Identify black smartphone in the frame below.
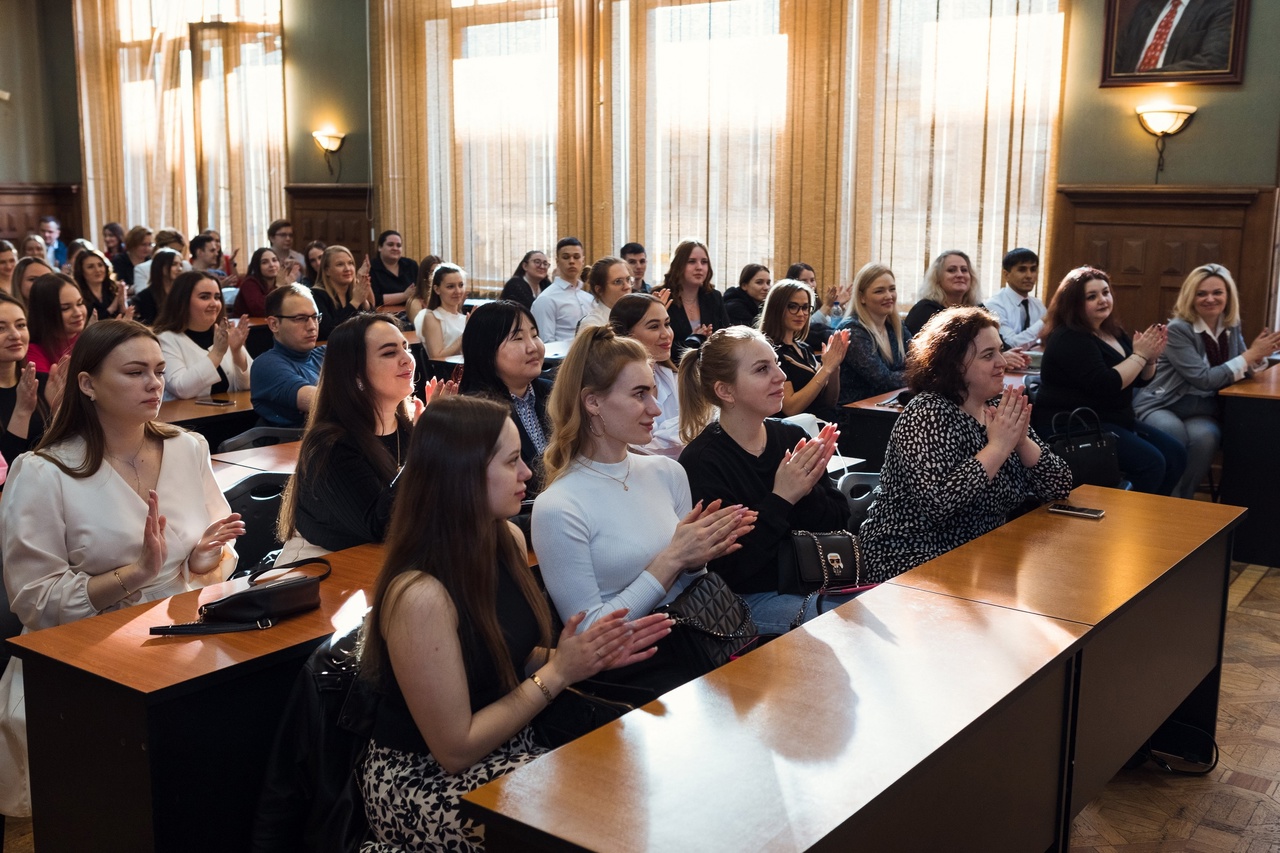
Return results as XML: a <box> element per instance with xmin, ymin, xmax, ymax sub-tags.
<box><xmin>195</xmin><ymin>398</ymin><xmax>235</xmax><ymax>407</ymax></box>
<box><xmin>1047</xmin><ymin>503</ymin><xmax>1105</xmax><ymax>520</ymax></box>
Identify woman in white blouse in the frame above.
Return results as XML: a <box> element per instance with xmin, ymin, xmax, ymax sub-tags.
<box><xmin>154</xmin><ymin>271</ymin><xmax>252</xmax><ymax>400</ymax></box>
<box><xmin>580</xmin><ymin>256</ymin><xmax>634</xmax><ymax>330</ymax></box>
<box><xmin>0</xmin><ymin>319</ymin><xmax>244</xmax><ymax>817</ymax></box>
<box><xmin>609</xmin><ymin>293</ymin><xmax>682</xmax><ymax>454</ymax></box>
<box><xmin>415</xmin><ymin>262</ymin><xmax>468</xmax><ymax>360</ymax></box>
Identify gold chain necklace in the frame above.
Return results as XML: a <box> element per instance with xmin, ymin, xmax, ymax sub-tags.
<box><xmin>578</xmin><ymin>456</ymin><xmax>632</xmax><ymax>491</ymax></box>
<box><xmin>107</xmin><ymin>433</ymin><xmax>149</xmax><ymax>496</ymax></box>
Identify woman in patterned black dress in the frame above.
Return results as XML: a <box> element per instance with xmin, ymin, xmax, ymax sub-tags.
<box><xmin>859</xmin><ymin>307</ymin><xmax>1072</xmax><ymax>582</ymax></box>
<box><xmin>358</xmin><ymin>396</ymin><xmax>672</xmax><ymax>851</ymax></box>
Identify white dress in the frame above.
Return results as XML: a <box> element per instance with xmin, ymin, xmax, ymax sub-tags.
<box><xmin>0</xmin><ymin>432</ymin><xmax>236</xmax><ymax>816</ymax></box>
<box><xmin>157</xmin><ymin>329</ymin><xmax>253</xmax><ymax>401</ymax></box>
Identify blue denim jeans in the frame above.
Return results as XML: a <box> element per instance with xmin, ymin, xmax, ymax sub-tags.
<box><xmin>742</xmin><ymin>589</ymin><xmax>864</xmax><ymax>636</ymax></box>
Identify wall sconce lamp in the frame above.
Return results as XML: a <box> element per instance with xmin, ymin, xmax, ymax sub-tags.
<box><xmin>1135</xmin><ymin>104</ymin><xmax>1196</xmax><ymax>184</ymax></box>
<box><xmin>311</xmin><ymin>128</ymin><xmax>346</xmax><ymax>177</ymax></box>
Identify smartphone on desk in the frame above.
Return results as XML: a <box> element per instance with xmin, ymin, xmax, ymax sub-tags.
<box><xmin>1047</xmin><ymin>503</ymin><xmax>1105</xmax><ymax>520</ymax></box>
<box><xmin>195</xmin><ymin>397</ymin><xmax>235</xmax><ymax>407</ymax></box>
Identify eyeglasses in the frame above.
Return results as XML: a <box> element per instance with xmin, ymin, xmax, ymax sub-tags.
<box><xmin>531</xmin><ymin>259</ymin><xmax>550</xmax><ymax>267</ymax></box>
<box><xmin>785</xmin><ymin>302</ymin><xmax>813</xmax><ymax>315</ymax></box>
<box><xmin>610</xmin><ymin>276</ymin><xmax>634</xmax><ymax>288</ymax></box>
<box><xmin>274</xmin><ymin>313</ymin><xmax>322</xmax><ymax>325</ymax></box>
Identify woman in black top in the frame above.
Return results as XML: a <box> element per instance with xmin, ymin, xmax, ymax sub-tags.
<box><xmin>501</xmin><ymin>250</ymin><xmax>550</xmax><ymax>310</ymax></box>
<box><xmin>0</xmin><ymin>294</ymin><xmax>63</xmax><ymax>468</ymax></box>
<box><xmin>656</xmin><ymin>239</ymin><xmax>730</xmax><ymax>359</ymax></box>
<box><xmin>905</xmin><ymin>250</ymin><xmax>979</xmax><ymax>334</ymax></box>
<box><xmin>677</xmin><ymin>326</ymin><xmax>859</xmax><ymax>635</ymax></box>
<box><xmin>759</xmin><ymin>279</ymin><xmax>847</xmax><ymax>421</ymax></box>
<box><xmin>298</xmin><ymin>240</ymin><xmax>327</xmax><ymax>288</ymax></box>
<box><xmin>368</xmin><ymin>230</ymin><xmax>418</xmax><ymax>307</ymax></box>
<box><xmin>1033</xmin><ymin>266</ymin><xmax>1185</xmax><ymax>495</ymax></box>
<box><xmin>132</xmin><ymin>249</ymin><xmax>180</xmax><ymax>326</ymax></box>
<box><xmin>311</xmin><ymin>245</ymin><xmax>374</xmax><ymax>341</ymax></box>
<box><xmin>358</xmin><ymin>396</ymin><xmax>669</xmax><ymax>849</ymax></box>
<box><xmin>459</xmin><ymin>301</ymin><xmax>552</xmax><ymax>495</ymax></box>
<box><xmin>723</xmin><ymin>263</ymin><xmax>771</xmax><ymax>327</ymax></box>
<box><xmin>275</xmin><ymin>313</ymin><xmax>421</xmax><ymax>559</ymax></box>
<box><xmin>73</xmin><ymin>249</ymin><xmax>128</xmax><ymax>321</ymax></box>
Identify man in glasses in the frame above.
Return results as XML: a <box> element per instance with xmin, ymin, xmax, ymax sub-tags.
<box><xmin>252</xmin><ymin>284</ymin><xmax>326</xmax><ymax>427</ymax></box>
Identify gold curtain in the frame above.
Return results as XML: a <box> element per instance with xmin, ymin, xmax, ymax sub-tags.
<box><xmin>72</xmin><ymin>0</ymin><xmax>285</xmax><ymax>261</ymax></box>
<box><xmin>866</xmin><ymin>0</ymin><xmax>1065</xmax><ymax>302</ymax></box>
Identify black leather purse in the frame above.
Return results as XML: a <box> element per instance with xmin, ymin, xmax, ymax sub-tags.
<box><xmin>150</xmin><ymin>558</ymin><xmax>332</xmax><ymax>635</ymax></box>
<box><xmin>1048</xmin><ymin>408</ymin><xmax>1121</xmax><ymax>488</ymax></box>
<box><xmin>652</xmin><ymin>572</ymin><xmax>757</xmax><ymax>675</ymax></box>
<box><xmin>778</xmin><ymin>530</ymin><xmax>875</xmax><ymax>629</ymax></box>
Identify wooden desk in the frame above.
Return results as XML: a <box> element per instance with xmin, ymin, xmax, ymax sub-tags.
<box><xmin>888</xmin><ymin>485</ymin><xmax>1244</xmax><ymax>815</ymax></box>
<box><xmin>464</xmin><ymin>583</ymin><xmax>1087</xmax><ymax>852</ymax></box>
<box><xmin>210</xmin><ymin>459</ymin><xmax>264</xmax><ymax>490</ymax></box>
<box><xmin>211</xmin><ymin>440</ymin><xmax>300</xmax><ymax>474</ymax></box>
<box><xmin>6</xmin><ymin>543</ymin><xmax>383</xmax><ymax>853</ymax></box>
<box><xmin>840</xmin><ymin>375</ymin><xmax>1029</xmax><ymax>470</ymax></box>
<box><xmin>1218</xmin><ymin>368</ymin><xmax>1280</xmax><ymax>565</ymax></box>
<box><xmin>158</xmin><ymin>389</ymin><xmax>260</xmax><ymax>450</ymax></box>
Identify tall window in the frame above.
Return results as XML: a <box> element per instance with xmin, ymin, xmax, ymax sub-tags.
<box><xmin>869</xmin><ymin>1</ymin><xmax>1063</xmax><ymax>301</ymax></box>
<box><xmin>75</xmin><ymin>0</ymin><xmax>285</xmax><ymax>258</ymax></box>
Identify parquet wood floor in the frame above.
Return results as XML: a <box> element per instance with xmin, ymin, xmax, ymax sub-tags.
<box><xmin>5</xmin><ymin>564</ymin><xmax>1277</xmax><ymax>853</ymax></box>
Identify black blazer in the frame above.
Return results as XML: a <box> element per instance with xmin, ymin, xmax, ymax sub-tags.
<box><xmin>1114</xmin><ymin>0</ymin><xmax>1234</xmax><ymax>74</ymax></box>
<box><xmin>664</xmin><ymin>288</ymin><xmax>732</xmax><ymax>360</ymax></box>
<box><xmin>500</xmin><ymin>276</ymin><xmax>539</xmax><ymax>310</ymax></box>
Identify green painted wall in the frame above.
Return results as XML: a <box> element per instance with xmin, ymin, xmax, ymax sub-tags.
<box><xmin>1058</xmin><ymin>0</ymin><xmax>1280</xmax><ymax>186</ymax></box>
<box><xmin>0</xmin><ymin>0</ymin><xmax>81</xmax><ymax>183</ymax></box>
<box><xmin>282</xmin><ymin>0</ymin><xmax>371</xmax><ymax>185</ymax></box>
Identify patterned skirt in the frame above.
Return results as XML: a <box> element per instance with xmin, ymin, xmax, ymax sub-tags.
<box><xmin>359</xmin><ymin>727</ymin><xmax>546</xmax><ymax>852</ymax></box>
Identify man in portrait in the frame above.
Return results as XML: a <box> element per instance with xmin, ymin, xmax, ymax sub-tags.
<box><xmin>1113</xmin><ymin>0</ymin><xmax>1236</xmax><ymax>74</ymax></box>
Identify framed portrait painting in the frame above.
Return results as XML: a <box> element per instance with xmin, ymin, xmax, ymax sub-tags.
<box><xmin>1101</xmin><ymin>0</ymin><xmax>1249</xmax><ymax>86</ymax></box>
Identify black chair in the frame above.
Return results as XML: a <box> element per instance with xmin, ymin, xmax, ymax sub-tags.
<box><xmin>222</xmin><ymin>471</ymin><xmax>290</xmax><ymax>574</ymax></box>
<box><xmin>218</xmin><ymin>426</ymin><xmax>303</xmax><ymax>454</ymax></box>
<box><xmin>836</xmin><ymin>471</ymin><xmax>880</xmax><ymax>529</ymax></box>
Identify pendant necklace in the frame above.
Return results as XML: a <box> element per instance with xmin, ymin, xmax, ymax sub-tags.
<box><xmin>579</xmin><ymin>456</ymin><xmax>632</xmax><ymax>491</ymax></box>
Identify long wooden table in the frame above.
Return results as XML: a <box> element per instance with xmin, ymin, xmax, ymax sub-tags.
<box><xmin>888</xmin><ymin>485</ymin><xmax>1244</xmax><ymax>815</ymax></box>
<box><xmin>211</xmin><ymin>439</ymin><xmax>301</xmax><ymax>474</ymax></box>
<box><xmin>1217</xmin><ymin>367</ymin><xmax>1280</xmax><ymax>566</ymax></box>
<box><xmin>463</xmin><ymin>486</ymin><xmax>1243</xmax><ymax>850</ymax></box>
<box><xmin>468</xmin><ymin>583</ymin><xmax>1086</xmax><ymax>852</ymax></box>
<box><xmin>6</xmin><ymin>544</ymin><xmax>383</xmax><ymax>852</ymax></box>
<box><xmin>158</xmin><ymin>389</ymin><xmax>259</xmax><ymax>450</ymax></box>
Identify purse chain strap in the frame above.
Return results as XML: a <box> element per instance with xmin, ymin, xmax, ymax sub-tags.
<box><xmin>791</xmin><ymin>529</ymin><xmax>864</xmax><ymax>630</ymax></box>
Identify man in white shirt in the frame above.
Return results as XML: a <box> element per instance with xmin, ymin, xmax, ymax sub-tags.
<box><xmin>531</xmin><ymin>237</ymin><xmax>593</xmax><ymax>342</ymax></box>
<box><xmin>984</xmin><ymin>248</ymin><xmax>1046</xmax><ymax>349</ymax></box>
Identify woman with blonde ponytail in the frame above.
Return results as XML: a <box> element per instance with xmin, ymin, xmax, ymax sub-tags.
<box><xmin>533</xmin><ymin>324</ymin><xmax>755</xmax><ymax>695</ymax></box>
<box><xmin>678</xmin><ymin>327</ymin><xmax>860</xmax><ymax>634</ymax></box>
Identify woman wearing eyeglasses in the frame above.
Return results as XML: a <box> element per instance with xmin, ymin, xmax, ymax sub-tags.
<box><xmin>501</xmin><ymin>251</ymin><xmax>550</xmax><ymax>310</ymax></box>
<box><xmin>580</xmin><ymin>256</ymin><xmax>634</xmax><ymax>330</ymax></box>
<box><xmin>1133</xmin><ymin>264</ymin><xmax>1280</xmax><ymax>499</ymax></box>
<box><xmin>758</xmin><ymin>280</ymin><xmax>848</xmax><ymax>421</ymax></box>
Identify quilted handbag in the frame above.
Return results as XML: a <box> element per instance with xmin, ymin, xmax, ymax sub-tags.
<box><xmin>653</xmin><ymin>572</ymin><xmax>757</xmax><ymax>675</ymax></box>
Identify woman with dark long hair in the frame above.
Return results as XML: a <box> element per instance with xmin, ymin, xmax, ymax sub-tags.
<box><xmin>233</xmin><ymin>247</ymin><xmax>299</xmax><ymax>317</ymax></box>
<box><xmin>609</xmin><ymin>293</ymin><xmax>682</xmax><ymax>452</ymax></box>
<box><xmin>459</xmin><ymin>300</ymin><xmax>551</xmax><ymax>493</ymax></box>
<box><xmin>0</xmin><ymin>319</ymin><xmax>242</xmax><ymax>817</ymax></box>
<box><xmin>275</xmin><ymin>313</ymin><xmax>421</xmax><ymax>561</ymax></box>
<box><xmin>0</xmin><ymin>293</ymin><xmax>65</xmax><ymax>464</ymax></box>
<box><xmin>358</xmin><ymin>395</ymin><xmax>670</xmax><ymax>850</ymax></box>
<box><xmin>657</xmin><ymin>239</ymin><xmax>730</xmax><ymax>359</ymax></box>
<box><xmin>132</xmin><ymin>249</ymin><xmax>181</xmax><ymax>326</ymax></box>
<box><xmin>501</xmin><ymin>250</ymin><xmax>550</xmax><ymax>309</ymax></box>
<box><xmin>73</xmin><ymin>248</ymin><xmax>128</xmax><ymax>321</ymax></box>
<box><xmin>153</xmin><ymin>272</ymin><xmax>251</xmax><ymax>400</ymax></box>
<box><xmin>26</xmin><ymin>273</ymin><xmax>87</xmax><ymax>372</ymax></box>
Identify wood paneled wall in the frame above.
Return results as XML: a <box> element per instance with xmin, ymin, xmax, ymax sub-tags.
<box><xmin>285</xmin><ymin>184</ymin><xmax>375</xmax><ymax>259</ymax></box>
<box><xmin>1048</xmin><ymin>186</ymin><xmax>1279</xmax><ymax>338</ymax></box>
<box><xmin>0</xmin><ymin>184</ymin><xmax>84</xmax><ymax>245</ymax></box>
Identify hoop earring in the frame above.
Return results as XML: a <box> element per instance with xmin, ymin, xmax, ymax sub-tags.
<box><xmin>587</xmin><ymin>413</ymin><xmax>605</xmax><ymax>438</ymax></box>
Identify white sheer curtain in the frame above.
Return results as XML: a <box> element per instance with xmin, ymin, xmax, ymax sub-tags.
<box><xmin>869</xmin><ymin>1</ymin><xmax>1064</xmax><ymax>301</ymax></box>
<box><xmin>74</xmin><ymin>0</ymin><xmax>285</xmax><ymax>259</ymax></box>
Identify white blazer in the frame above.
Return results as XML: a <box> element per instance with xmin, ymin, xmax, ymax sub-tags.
<box><xmin>158</xmin><ymin>329</ymin><xmax>253</xmax><ymax>400</ymax></box>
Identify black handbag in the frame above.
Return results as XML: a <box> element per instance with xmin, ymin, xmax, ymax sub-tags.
<box><xmin>652</xmin><ymin>572</ymin><xmax>757</xmax><ymax>675</ymax></box>
<box><xmin>150</xmin><ymin>558</ymin><xmax>332</xmax><ymax>635</ymax></box>
<box><xmin>1049</xmin><ymin>407</ymin><xmax>1121</xmax><ymax>488</ymax></box>
<box><xmin>778</xmin><ymin>530</ymin><xmax>876</xmax><ymax>629</ymax></box>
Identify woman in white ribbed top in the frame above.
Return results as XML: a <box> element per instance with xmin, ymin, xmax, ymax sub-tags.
<box><xmin>531</xmin><ymin>325</ymin><xmax>753</xmax><ymax>699</ymax></box>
